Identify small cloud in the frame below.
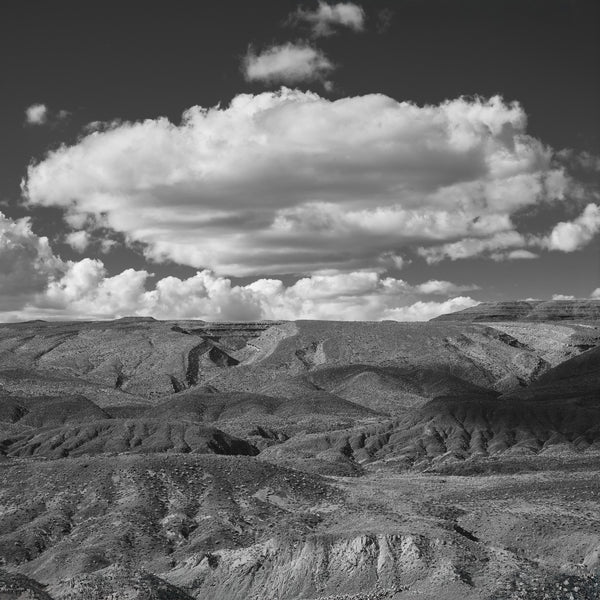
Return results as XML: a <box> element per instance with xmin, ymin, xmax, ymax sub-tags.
<box><xmin>65</xmin><ymin>230</ymin><xmax>91</xmax><ymax>252</ymax></box>
<box><xmin>552</xmin><ymin>294</ymin><xmax>576</xmax><ymax>301</ymax></box>
<box><xmin>576</xmin><ymin>151</ymin><xmax>600</xmax><ymax>171</ymax></box>
<box><xmin>557</xmin><ymin>148</ymin><xmax>600</xmax><ymax>172</ymax></box>
<box><xmin>64</xmin><ymin>212</ymin><xmax>89</xmax><ymax>229</ymax></box>
<box><xmin>243</xmin><ymin>42</ymin><xmax>334</xmax><ymax>85</ymax></box>
<box><xmin>376</xmin><ymin>8</ymin><xmax>393</xmax><ymax>33</ymax></box>
<box><xmin>378</xmin><ymin>252</ymin><xmax>405</xmax><ymax>270</ymax></box>
<box><xmin>292</xmin><ymin>2</ymin><xmax>365</xmax><ymax>37</ymax></box>
<box><xmin>415</xmin><ymin>280</ymin><xmax>479</xmax><ymax>296</ymax></box>
<box><xmin>25</xmin><ymin>103</ymin><xmax>69</xmax><ymax>127</ymax></box>
<box><xmin>543</xmin><ymin>203</ymin><xmax>600</xmax><ymax>252</ymax></box>
<box><xmin>591</xmin><ymin>288</ymin><xmax>600</xmax><ymax>299</ymax></box>
<box><xmin>25</xmin><ymin>103</ymin><xmax>48</xmax><ymax>126</ymax></box>
<box><xmin>100</xmin><ymin>239</ymin><xmax>118</xmax><ymax>253</ymax></box>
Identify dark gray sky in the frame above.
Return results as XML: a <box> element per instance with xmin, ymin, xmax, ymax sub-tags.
<box><xmin>1</xmin><ymin>0</ymin><xmax>599</xmax><ymax>321</ymax></box>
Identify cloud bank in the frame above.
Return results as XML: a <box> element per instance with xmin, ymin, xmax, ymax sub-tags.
<box><xmin>0</xmin><ymin>212</ymin><xmax>478</xmax><ymax>322</ymax></box>
<box><xmin>23</xmin><ymin>89</ymin><xmax>587</xmax><ymax>279</ymax></box>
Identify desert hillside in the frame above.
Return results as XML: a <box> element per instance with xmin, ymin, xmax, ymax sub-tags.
<box><xmin>1</xmin><ymin>304</ymin><xmax>600</xmax><ymax>599</ymax></box>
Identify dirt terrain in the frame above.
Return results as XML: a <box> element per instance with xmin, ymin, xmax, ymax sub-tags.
<box><xmin>1</xmin><ymin>302</ymin><xmax>600</xmax><ymax>599</ymax></box>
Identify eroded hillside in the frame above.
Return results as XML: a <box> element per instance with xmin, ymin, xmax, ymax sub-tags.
<box><xmin>1</xmin><ymin>312</ymin><xmax>600</xmax><ymax>599</ymax></box>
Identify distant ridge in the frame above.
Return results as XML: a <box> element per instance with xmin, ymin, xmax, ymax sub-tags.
<box><xmin>432</xmin><ymin>299</ymin><xmax>600</xmax><ymax>322</ymax></box>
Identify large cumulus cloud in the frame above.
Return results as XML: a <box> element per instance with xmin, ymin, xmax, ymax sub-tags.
<box><xmin>23</xmin><ymin>89</ymin><xmax>579</xmax><ymax>277</ymax></box>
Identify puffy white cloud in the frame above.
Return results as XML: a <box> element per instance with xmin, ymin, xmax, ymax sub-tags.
<box><xmin>25</xmin><ymin>103</ymin><xmax>48</xmax><ymax>125</ymax></box>
<box><xmin>591</xmin><ymin>288</ymin><xmax>600</xmax><ymax>299</ymax></box>
<box><xmin>0</xmin><ymin>212</ymin><xmax>479</xmax><ymax>322</ymax></box>
<box><xmin>64</xmin><ymin>229</ymin><xmax>118</xmax><ymax>254</ymax></box>
<box><xmin>3</xmin><ymin>263</ymin><xmax>480</xmax><ymax>323</ymax></box>
<box><xmin>23</xmin><ymin>90</ymin><xmax>573</xmax><ymax>276</ymax></box>
<box><xmin>64</xmin><ymin>230</ymin><xmax>91</xmax><ymax>252</ymax></box>
<box><xmin>100</xmin><ymin>239</ymin><xmax>118</xmax><ymax>253</ymax></box>
<box><xmin>418</xmin><ymin>231</ymin><xmax>530</xmax><ymax>263</ymax></box>
<box><xmin>292</xmin><ymin>2</ymin><xmax>365</xmax><ymax>37</ymax></box>
<box><xmin>243</xmin><ymin>44</ymin><xmax>333</xmax><ymax>84</ymax></box>
<box><xmin>24</xmin><ymin>104</ymin><xmax>69</xmax><ymax>126</ymax></box>
<box><xmin>552</xmin><ymin>294</ymin><xmax>575</xmax><ymax>300</ymax></box>
<box><xmin>42</xmin><ymin>260</ymin><xmax>149</xmax><ymax>318</ymax></box>
<box><xmin>542</xmin><ymin>203</ymin><xmax>600</xmax><ymax>252</ymax></box>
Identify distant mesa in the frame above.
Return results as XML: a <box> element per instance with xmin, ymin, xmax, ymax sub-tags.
<box><xmin>433</xmin><ymin>299</ymin><xmax>600</xmax><ymax>322</ymax></box>
<box><xmin>18</xmin><ymin>319</ymin><xmax>48</xmax><ymax>324</ymax></box>
<box><xmin>113</xmin><ymin>316</ymin><xmax>158</xmax><ymax>322</ymax></box>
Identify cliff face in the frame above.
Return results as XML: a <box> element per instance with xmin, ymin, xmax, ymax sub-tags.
<box><xmin>432</xmin><ymin>299</ymin><xmax>600</xmax><ymax>322</ymax></box>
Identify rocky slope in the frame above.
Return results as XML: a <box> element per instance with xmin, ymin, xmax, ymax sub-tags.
<box><xmin>1</xmin><ymin>419</ymin><xmax>259</xmax><ymax>459</ymax></box>
<box><xmin>1</xmin><ymin>314</ymin><xmax>600</xmax><ymax>599</ymax></box>
<box><xmin>262</xmin><ymin>345</ymin><xmax>600</xmax><ymax>472</ymax></box>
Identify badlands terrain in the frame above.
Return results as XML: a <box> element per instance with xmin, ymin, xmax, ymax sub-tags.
<box><xmin>1</xmin><ymin>299</ymin><xmax>600</xmax><ymax>599</ymax></box>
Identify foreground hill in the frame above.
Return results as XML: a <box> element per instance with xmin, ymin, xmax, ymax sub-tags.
<box><xmin>1</xmin><ymin>314</ymin><xmax>600</xmax><ymax>599</ymax></box>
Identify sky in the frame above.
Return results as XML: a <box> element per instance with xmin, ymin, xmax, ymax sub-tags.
<box><xmin>1</xmin><ymin>0</ymin><xmax>599</xmax><ymax>322</ymax></box>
